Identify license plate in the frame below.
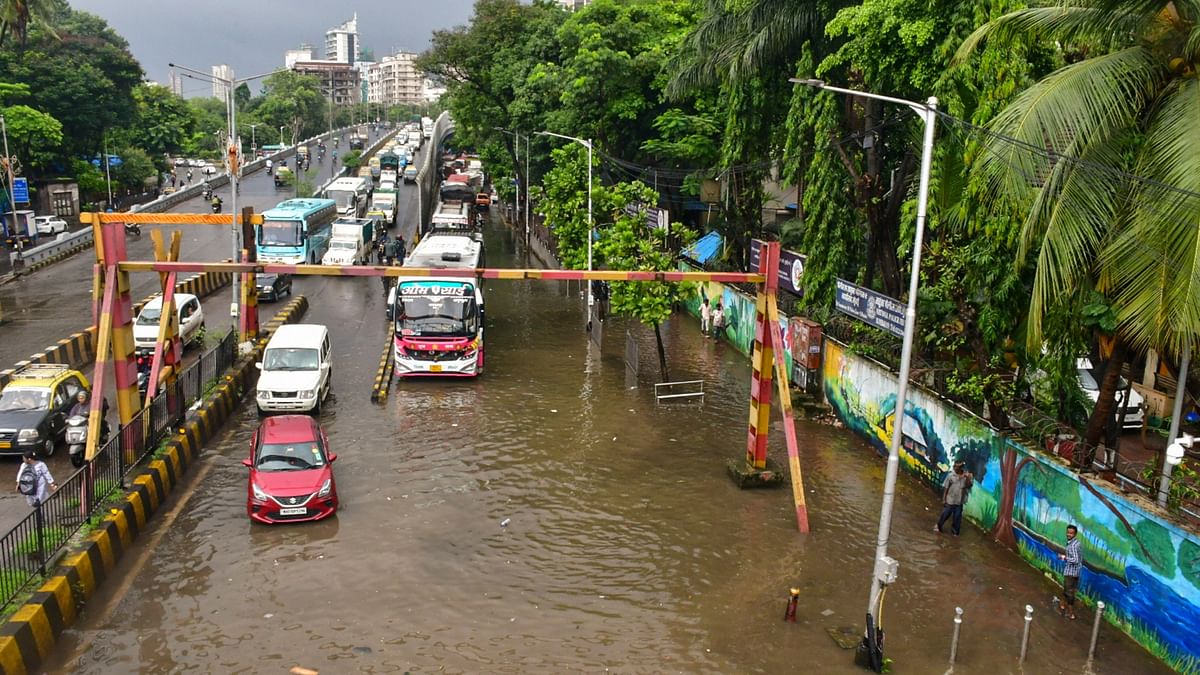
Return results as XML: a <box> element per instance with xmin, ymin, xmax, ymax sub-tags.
<box><xmin>429</xmin><ymin>364</ymin><xmax>443</xmax><ymax>372</ymax></box>
<box><xmin>278</xmin><ymin>507</ymin><xmax>306</xmax><ymax>516</ymax></box>
<box><xmin>0</xmin><ymin>441</ymin><xmax>9</xmax><ymax>449</ymax></box>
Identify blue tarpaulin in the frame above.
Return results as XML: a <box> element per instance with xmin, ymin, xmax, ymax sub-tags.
<box><xmin>682</xmin><ymin>231</ymin><xmax>722</xmax><ymax>265</ymax></box>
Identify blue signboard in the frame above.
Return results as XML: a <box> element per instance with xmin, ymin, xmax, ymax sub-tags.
<box><xmin>11</xmin><ymin>177</ymin><xmax>28</xmax><ymax>204</ymax></box>
<box><xmin>834</xmin><ymin>278</ymin><xmax>906</xmax><ymax>338</ymax></box>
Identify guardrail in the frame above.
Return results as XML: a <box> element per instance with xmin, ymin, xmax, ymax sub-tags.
<box><xmin>8</xmin><ymin>228</ymin><xmax>94</xmax><ymax>268</ymax></box>
<box><xmin>314</xmin><ymin>127</ymin><xmax>399</xmax><ymax>196</ymax></box>
<box><xmin>416</xmin><ymin>112</ymin><xmax>455</xmax><ymax>234</ymax></box>
<box><xmin>0</xmin><ymin>330</ymin><xmax>236</xmax><ymax>612</ymax></box>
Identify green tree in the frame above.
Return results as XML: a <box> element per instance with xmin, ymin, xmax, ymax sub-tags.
<box><xmin>255</xmin><ymin>71</ymin><xmax>325</xmax><ymax>141</ymax></box>
<box><xmin>540</xmin><ymin>143</ymin><xmax>595</xmax><ymax>271</ymax></box>
<box><xmin>599</xmin><ymin>180</ymin><xmax>697</xmax><ymax>380</ymax></box>
<box><xmin>341</xmin><ymin>149</ymin><xmax>363</xmax><ymax>171</ymax></box>
<box><xmin>1</xmin><ymin>102</ymin><xmax>61</xmax><ymax>169</ymax></box>
<box><xmin>111</xmin><ymin>144</ymin><xmax>154</xmax><ymax>191</ymax></box>
<box><xmin>956</xmin><ymin>0</ymin><xmax>1200</xmax><ymax>447</ymax></box>
<box><xmin>0</xmin><ymin>0</ymin><xmax>57</xmax><ymax>50</ymax></box>
<box><xmin>112</xmin><ymin>84</ymin><xmax>194</xmax><ymax>182</ymax></box>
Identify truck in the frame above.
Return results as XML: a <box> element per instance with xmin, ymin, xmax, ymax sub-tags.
<box><xmin>430</xmin><ymin>200</ymin><xmax>472</xmax><ymax>231</ymax></box>
<box><xmin>3</xmin><ymin>209</ymin><xmax>37</xmax><ymax>248</ymax></box>
<box><xmin>421</xmin><ymin>116</ymin><xmax>434</xmax><ymax>140</ymax></box>
<box><xmin>323</xmin><ymin>176</ymin><xmax>371</xmax><ymax>218</ymax></box>
<box><xmin>369</xmin><ymin>188</ymin><xmax>398</xmax><ymax>227</ymax></box>
<box><xmin>322</xmin><ymin>217</ymin><xmax>376</xmax><ymax>266</ymax></box>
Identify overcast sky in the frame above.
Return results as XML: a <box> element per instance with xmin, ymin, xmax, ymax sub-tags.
<box><xmin>71</xmin><ymin>0</ymin><xmax>476</xmax><ymax>95</ymax></box>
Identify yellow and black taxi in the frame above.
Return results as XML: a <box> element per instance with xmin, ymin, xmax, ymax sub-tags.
<box><xmin>0</xmin><ymin>364</ymin><xmax>90</xmax><ymax>457</ymax></box>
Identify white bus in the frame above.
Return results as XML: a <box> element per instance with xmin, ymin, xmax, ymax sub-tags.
<box><xmin>390</xmin><ymin>233</ymin><xmax>485</xmax><ymax>377</ymax></box>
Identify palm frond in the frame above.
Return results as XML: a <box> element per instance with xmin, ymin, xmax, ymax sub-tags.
<box><xmin>954</xmin><ymin>6</ymin><xmax>1155</xmax><ymax>63</ymax></box>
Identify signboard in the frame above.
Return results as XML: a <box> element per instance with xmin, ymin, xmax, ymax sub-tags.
<box><xmin>834</xmin><ymin>278</ymin><xmax>906</xmax><ymax>338</ymax></box>
<box><xmin>11</xmin><ymin>177</ymin><xmax>28</xmax><ymax>204</ymax></box>
<box><xmin>623</xmin><ymin>203</ymin><xmax>670</xmax><ymax>230</ymax></box>
<box><xmin>398</xmin><ymin>281</ymin><xmax>473</xmax><ymax>296</ymax></box>
<box><xmin>749</xmin><ymin>238</ymin><xmax>806</xmax><ymax>297</ymax></box>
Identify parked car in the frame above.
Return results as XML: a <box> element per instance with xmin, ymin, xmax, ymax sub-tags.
<box><xmin>34</xmin><ymin>216</ymin><xmax>68</xmax><ymax>236</ymax></box>
<box><xmin>0</xmin><ymin>364</ymin><xmax>91</xmax><ymax>457</ymax></box>
<box><xmin>1025</xmin><ymin>358</ymin><xmax>1146</xmax><ymax>430</ymax></box>
<box><xmin>243</xmin><ymin>414</ymin><xmax>338</xmax><ymax>524</ymax></box>
<box><xmin>133</xmin><ymin>293</ymin><xmax>206</xmax><ymax>352</ymax></box>
<box><xmin>257</xmin><ymin>273</ymin><xmax>293</xmax><ymax>302</ymax></box>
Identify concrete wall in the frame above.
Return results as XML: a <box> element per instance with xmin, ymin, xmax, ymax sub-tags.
<box><xmin>676</xmin><ymin>261</ymin><xmax>794</xmax><ymax>373</ymax></box>
<box><xmin>822</xmin><ymin>337</ymin><xmax>1200</xmax><ymax>673</ymax></box>
<box><xmin>0</xmin><ymin>296</ymin><xmax>309</xmax><ymax>675</ymax></box>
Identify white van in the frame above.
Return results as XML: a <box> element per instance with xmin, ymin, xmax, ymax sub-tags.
<box><xmin>255</xmin><ymin>324</ymin><xmax>332</xmax><ymax>415</ymax></box>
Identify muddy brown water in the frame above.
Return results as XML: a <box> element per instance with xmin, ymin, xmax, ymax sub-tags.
<box><xmin>42</xmin><ymin>217</ymin><xmax>1172</xmax><ymax>673</ymax></box>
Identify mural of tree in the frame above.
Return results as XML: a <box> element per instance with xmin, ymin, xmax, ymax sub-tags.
<box><xmin>991</xmin><ymin>443</ymin><xmax>1045</xmax><ymax>548</ymax></box>
<box><xmin>1180</xmin><ymin>539</ymin><xmax>1200</xmax><ymax>590</ymax></box>
<box><xmin>1132</xmin><ymin>519</ymin><xmax>1177</xmax><ymax>578</ymax></box>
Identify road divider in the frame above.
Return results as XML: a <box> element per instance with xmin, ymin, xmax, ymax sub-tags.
<box><xmin>0</xmin><ymin>296</ymin><xmax>309</xmax><ymax>675</ymax></box>
<box><xmin>0</xmin><ymin>268</ymin><xmax>234</xmax><ymax>390</ymax></box>
<box><xmin>371</xmin><ymin>326</ymin><xmax>394</xmax><ymax>403</ymax></box>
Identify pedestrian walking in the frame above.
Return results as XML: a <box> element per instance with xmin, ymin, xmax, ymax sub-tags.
<box><xmin>700</xmin><ymin>297</ymin><xmax>711</xmax><ymax>334</ymax></box>
<box><xmin>186</xmin><ymin>169</ymin><xmax>193</xmax><ymax>183</ymax></box>
<box><xmin>711</xmin><ymin>302</ymin><xmax>724</xmax><ymax>339</ymax></box>
<box><xmin>935</xmin><ymin>461</ymin><xmax>973</xmax><ymax>535</ymax></box>
<box><xmin>1058</xmin><ymin>524</ymin><xmax>1083</xmax><ymax>619</ymax></box>
<box><xmin>16</xmin><ymin>451</ymin><xmax>57</xmax><ymax>507</ymax></box>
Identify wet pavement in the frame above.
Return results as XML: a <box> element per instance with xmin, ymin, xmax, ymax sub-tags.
<box><xmin>40</xmin><ymin>205</ymin><xmax>1173</xmax><ymax>672</ymax></box>
<box><xmin>0</xmin><ymin>129</ymin><xmax>392</xmax><ymax>532</ymax></box>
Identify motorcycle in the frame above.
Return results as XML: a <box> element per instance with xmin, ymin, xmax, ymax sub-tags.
<box><xmin>201</xmin><ymin>187</ymin><xmax>213</xmax><ymax>200</ymax></box>
<box><xmin>124</xmin><ymin>223</ymin><xmax>141</xmax><ymax>236</ymax></box>
<box><xmin>211</xmin><ymin>200</ymin><xmax>223</xmax><ymax>213</ymax></box>
<box><xmin>66</xmin><ymin>415</ymin><xmax>108</xmax><ymax>468</ymax></box>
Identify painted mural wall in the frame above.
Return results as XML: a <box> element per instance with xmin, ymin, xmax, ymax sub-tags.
<box><xmin>823</xmin><ymin>338</ymin><xmax>1200</xmax><ymax>673</ymax></box>
<box><xmin>678</xmin><ymin>262</ymin><xmax>794</xmax><ymax>373</ymax></box>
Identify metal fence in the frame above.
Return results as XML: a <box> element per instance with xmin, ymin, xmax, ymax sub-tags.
<box><xmin>0</xmin><ymin>329</ymin><xmax>238</xmax><ymax>611</ymax></box>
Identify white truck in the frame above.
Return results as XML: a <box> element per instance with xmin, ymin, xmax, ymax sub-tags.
<box><xmin>421</xmin><ymin>116</ymin><xmax>434</xmax><ymax>140</ymax></box>
<box><xmin>322</xmin><ymin>217</ymin><xmax>375</xmax><ymax>266</ymax></box>
<box><xmin>368</xmin><ymin>190</ymin><xmax>397</xmax><ymax>227</ymax></box>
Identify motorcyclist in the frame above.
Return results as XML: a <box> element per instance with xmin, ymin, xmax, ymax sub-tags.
<box><xmin>265</xmin><ymin>158</ymin><xmax>273</xmax><ymax>176</ymax></box>
<box><xmin>201</xmin><ymin>182</ymin><xmax>212</xmax><ymax>199</ymax></box>
<box><xmin>211</xmin><ymin>195</ymin><xmax>223</xmax><ymax>212</ymax></box>
<box><xmin>395</xmin><ymin>235</ymin><xmax>407</xmax><ymax>262</ymax></box>
<box><xmin>384</xmin><ymin>237</ymin><xmax>399</xmax><ymax>264</ymax></box>
<box><xmin>69</xmin><ymin>391</ymin><xmax>110</xmax><ymax>435</ymax></box>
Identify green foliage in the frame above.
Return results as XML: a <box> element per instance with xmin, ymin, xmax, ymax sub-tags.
<box><xmin>113</xmin><ymin>84</ymin><xmax>194</xmax><ymax>173</ymax></box>
<box><xmin>341</xmin><ymin>150</ymin><xmax>363</xmax><ymax>171</ymax></box>
<box><xmin>111</xmin><ymin>144</ymin><xmax>155</xmax><ymax>190</ymax></box>
<box><xmin>69</xmin><ymin>158</ymin><xmax>104</xmax><ymax>196</ymax></box>
<box><xmin>253</xmin><ymin>71</ymin><xmax>326</xmax><ymax>142</ymax></box>
<box><xmin>540</xmin><ymin>143</ymin><xmax>595</xmax><ymax>271</ymax></box>
<box><xmin>1131</xmin><ymin>518</ymin><xmax>1177</xmax><ymax>578</ymax></box>
<box><xmin>1179</xmin><ymin>538</ymin><xmax>1200</xmax><ymax>590</ymax></box>
<box><xmin>0</xmin><ymin>102</ymin><xmax>61</xmax><ymax>168</ymax></box>
<box><xmin>1140</xmin><ymin>459</ymin><xmax>1200</xmax><ymax>514</ymax></box>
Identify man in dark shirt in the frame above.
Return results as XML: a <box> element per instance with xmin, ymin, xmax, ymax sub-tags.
<box><xmin>1058</xmin><ymin>525</ymin><xmax>1083</xmax><ymax>619</ymax></box>
<box><xmin>936</xmin><ymin>462</ymin><xmax>972</xmax><ymax>535</ymax></box>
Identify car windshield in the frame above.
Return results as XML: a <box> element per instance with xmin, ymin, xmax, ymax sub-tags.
<box><xmin>395</xmin><ymin>285</ymin><xmax>478</xmax><ymax>337</ymax></box>
<box><xmin>259</xmin><ymin>274</ymin><xmax>278</xmax><ymax>285</ymax></box>
<box><xmin>331</xmin><ymin>240</ymin><xmax>357</xmax><ymax>250</ymax></box>
<box><xmin>259</xmin><ymin>220</ymin><xmax>303</xmax><ymax>247</ymax></box>
<box><xmin>0</xmin><ymin>388</ymin><xmax>50</xmax><ymax>412</ymax></box>
<box><xmin>327</xmin><ymin>190</ymin><xmax>355</xmax><ymax>210</ymax></box>
<box><xmin>263</xmin><ymin>348</ymin><xmax>320</xmax><ymax>371</ymax></box>
<box><xmin>137</xmin><ymin>307</ymin><xmax>162</xmax><ymax>325</ymax></box>
<box><xmin>255</xmin><ymin>441</ymin><xmax>325</xmax><ymax>471</ymax></box>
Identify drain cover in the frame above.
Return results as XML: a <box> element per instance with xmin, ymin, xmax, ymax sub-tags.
<box><xmin>826</xmin><ymin>625</ymin><xmax>861</xmax><ymax>650</ymax></box>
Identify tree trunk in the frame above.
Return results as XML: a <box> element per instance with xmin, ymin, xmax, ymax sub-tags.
<box><xmin>1083</xmin><ymin>337</ymin><xmax>1130</xmax><ymax>455</ymax></box>
<box><xmin>991</xmin><ymin>447</ymin><xmax>1018</xmax><ymax>549</ymax></box>
<box><xmin>654</xmin><ymin>322</ymin><xmax>670</xmax><ymax>383</ymax></box>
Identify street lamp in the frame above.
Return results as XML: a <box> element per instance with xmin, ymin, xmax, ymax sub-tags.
<box><xmin>791</xmin><ymin>78</ymin><xmax>938</xmax><ymax>640</ymax></box>
<box><xmin>170</xmin><ymin>62</ymin><xmax>285</xmax><ymax>318</ymax></box>
<box><xmin>248</xmin><ymin>124</ymin><xmax>259</xmax><ymax>155</ymax></box>
<box><xmin>536</xmin><ymin>130</ymin><xmax>593</xmax><ymax>316</ymax></box>
<box><xmin>495</xmin><ymin>127</ymin><xmax>532</xmax><ymax>247</ymax></box>
<box><xmin>279</xmin><ymin>126</ymin><xmax>286</xmax><ymax>146</ymax></box>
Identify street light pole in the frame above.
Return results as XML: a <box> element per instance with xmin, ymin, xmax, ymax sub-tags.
<box><xmin>249</xmin><ymin>124</ymin><xmax>258</xmax><ymax>155</ymax></box>
<box><xmin>792</xmin><ymin>78</ymin><xmax>938</xmax><ymax>634</ymax></box>
<box><xmin>0</xmin><ymin>114</ymin><xmax>16</xmax><ymax>237</ymax></box>
<box><xmin>536</xmin><ymin>130</ymin><xmax>593</xmax><ymax>314</ymax></box>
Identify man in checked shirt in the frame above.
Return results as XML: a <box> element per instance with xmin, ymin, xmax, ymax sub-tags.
<box><xmin>1058</xmin><ymin>524</ymin><xmax>1083</xmax><ymax>619</ymax></box>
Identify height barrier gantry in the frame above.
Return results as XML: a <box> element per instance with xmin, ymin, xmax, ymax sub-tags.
<box><xmin>81</xmin><ymin>212</ymin><xmax>811</xmax><ymax>533</ymax></box>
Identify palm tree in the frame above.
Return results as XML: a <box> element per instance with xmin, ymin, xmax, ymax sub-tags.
<box><xmin>0</xmin><ymin>0</ymin><xmax>56</xmax><ymax>49</ymax></box>
<box><xmin>956</xmin><ymin>0</ymin><xmax>1200</xmax><ymax>448</ymax></box>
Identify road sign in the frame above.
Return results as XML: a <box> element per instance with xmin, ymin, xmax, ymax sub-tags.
<box><xmin>11</xmin><ymin>177</ymin><xmax>28</xmax><ymax>204</ymax></box>
<box><xmin>834</xmin><ymin>278</ymin><xmax>906</xmax><ymax>338</ymax></box>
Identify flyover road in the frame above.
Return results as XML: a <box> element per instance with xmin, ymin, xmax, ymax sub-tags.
<box><xmin>0</xmin><ymin>127</ymin><xmax>397</xmax><ymax>529</ymax></box>
<box><xmin>42</xmin><ymin>179</ymin><xmax>1170</xmax><ymax>671</ymax></box>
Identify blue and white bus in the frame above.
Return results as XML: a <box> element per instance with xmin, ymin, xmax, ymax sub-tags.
<box><xmin>257</xmin><ymin>199</ymin><xmax>338</xmax><ymax>264</ymax></box>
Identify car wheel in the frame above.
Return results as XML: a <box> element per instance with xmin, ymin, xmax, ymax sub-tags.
<box><xmin>42</xmin><ymin>438</ymin><xmax>55</xmax><ymax>457</ymax></box>
<box><xmin>311</xmin><ymin>396</ymin><xmax>322</xmax><ymax>416</ymax></box>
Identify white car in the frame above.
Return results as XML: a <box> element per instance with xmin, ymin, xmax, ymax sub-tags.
<box><xmin>1077</xmin><ymin>358</ymin><xmax>1146</xmax><ymax>429</ymax></box>
<box><xmin>133</xmin><ymin>293</ymin><xmax>205</xmax><ymax>351</ymax></box>
<box><xmin>34</xmin><ymin>216</ymin><xmax>68</xmax><ymax>235</ymax></box>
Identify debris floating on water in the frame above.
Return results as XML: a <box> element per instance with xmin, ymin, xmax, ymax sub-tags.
<box><xmin>290</xmin><ymin>667</ymin><xmax>319</xmax><ymax>675</ymax></box>
<box><xmin>500</xmin><ymin>518</ymin><xmax>511</xmax><ymax>527</ymax></box>
<box><xmin>821</xmin><ymin>609</ymin><xmax>834</xmax><ymax>617</ymax></box>
<box><xmin>550</xmin><ymin>409</ymin><xmax>558</xmax><ymax>413</ymax></box>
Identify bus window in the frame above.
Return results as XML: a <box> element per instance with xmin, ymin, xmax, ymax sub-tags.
<box><xmin>260</xmin><ymin>220</ymin><xmax>303</xmax><ymax>246</ymax></box>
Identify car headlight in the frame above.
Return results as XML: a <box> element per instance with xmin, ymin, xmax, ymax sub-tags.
<box><xmin>298</xmin><ymin>390</ymin><xmax>315</xmax><ymax>399</ymax></box>
<box><xmin>252</xmin><ymin>483</ymin><xmax>269</xmax><ymax>501</ymax></box>
<box><xmin>257</xmin><ymin>390</ymin><xmax>270</xmax><ymax>400</ymax></box>
<box><xmin>17</xmin><ymin>429</ymin><xmax>39</xmax><ymax>442</ymax></box>
<box><xmin>317</xmin><ymin>478</ymin><xmax>332</xmax><ymax>498</ymax></box>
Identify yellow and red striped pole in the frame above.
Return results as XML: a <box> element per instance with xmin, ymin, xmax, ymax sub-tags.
<box><xmin>745</xmin><ymin>241</ymin><xmax>780</xmax><ymax>470</ymax></box>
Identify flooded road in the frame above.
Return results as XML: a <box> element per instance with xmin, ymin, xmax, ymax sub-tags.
<box><xmin>44</xmin><ymin>221</ymin><xmax>1172</xmax><ymax>672</ymax></box>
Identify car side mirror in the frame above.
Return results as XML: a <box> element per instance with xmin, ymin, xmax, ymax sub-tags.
<box><xmin>255</xmin><ymin>362</ymin><xmax>263</xmax><ymax>370</ymax></box>
<box><xmin>320</xmin><ymin>362</ymin><xmax>331</xmax><ymax>370</ymax></box>
<box><xmin>328</xmin><ymin>453</ymin><xmax>338</xmax><ymax>463</ymax></box>
<box><xmin>241</xmin><ymin>458</ymin><xmax>252</xmax><ymax>468</ymax></box>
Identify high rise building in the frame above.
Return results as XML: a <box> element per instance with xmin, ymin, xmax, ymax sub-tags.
<box><xmin>211</xmin><ymin>64</ymin><xmax>234</xmax><ymax>99</ymax></box>
<box><xmin>325</xmin><ymin>14</ymin><xmax>358</xmax><ymax>65</ymax></box>
<box><xmin>285</xmin><ymin>45</ymin><xmax>314</xmax><ymax>69</ymax></box>
<box><xmin>366</xmin><ymin>53</ymin><xmax>423</xmax><ymax>106</ymax></box>
<box><xmin>291</xmin><ymin>60</ymin><xmax>360</xmax><ymax>107</ymax></box>
<box><xmin>557</xmin><ymin>0</ymin><xmax>591</xmax><ymax>9</ymax></box>
<box><xmin>168</xmin><ymin>70</ymin><xmax>183</xmax><ymax>96</ymax></box>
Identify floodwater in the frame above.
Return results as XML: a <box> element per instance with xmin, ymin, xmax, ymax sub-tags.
<box><xmin>44</xmin><ymin>216</ymin><xmax>1173</xmax><ymax>673</ymax></box>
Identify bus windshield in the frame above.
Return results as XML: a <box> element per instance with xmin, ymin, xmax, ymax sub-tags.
<box><xmin>260</xmin><ymin>219</ymin><xmax>303</xmax><ymax>246</ymax></box>
<box><xmin>327</xmin><ymin>190</ymin><xmax>355</xmax><ymax>211</ymax></box>
<box><xmin>395</xmin><ymin>284</ymin><xmax>478</xmax><ymax>338</ymax></box>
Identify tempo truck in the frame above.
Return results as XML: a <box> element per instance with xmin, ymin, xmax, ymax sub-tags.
<box><xmin>369</xmin><ymin>188</ymin><xmax>398</xmax><ymax>227</ymax></box>
<box><xmin>321</xmin><ymin>217</ymin><xmax>376</xmax><ymax>266</ymax></box>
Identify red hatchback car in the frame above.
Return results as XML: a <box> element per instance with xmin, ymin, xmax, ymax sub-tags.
<box><xmin>243</xmin><ymin>415</ymin><xmax>338</xmax><ymax>524</ymax></box>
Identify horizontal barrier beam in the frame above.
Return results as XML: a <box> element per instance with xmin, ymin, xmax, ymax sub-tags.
<box><xmin>116</xmin><ymin>261</ymin><xmax>766</xmax><ymax>284</ymax></box>
<box><xmin>81</xmin><ymin>212</ymin><xmax>264</xmax><ymax>225</ymax></box>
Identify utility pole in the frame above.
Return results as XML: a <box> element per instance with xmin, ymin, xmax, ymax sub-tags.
<box><xmin>1</xmin><ymin>114</ymin><xmax>17</xmax><ymax>238</ymax></box>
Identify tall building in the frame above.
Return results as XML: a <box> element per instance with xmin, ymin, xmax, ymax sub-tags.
<box><xmin>422</xmin><ymin>77</ymin><xmax>446</xmax><ymax>103</ymax></box>
<box><xmin>211</xmin><ymin>64</ymin><xmax>234</xmax><ymax>99</ymax></box>
<box><xmin>291</xmin><ymin>60</ymin><xmax>360</xmax><ymax>106</ymax></box>
<box><xmin>168</xmin><ymin>69</ymin><xmax>183</xmax><ymax>96</ymax></box>
<box><xmin>285</xmin><ymin>45</ymin><xmax>314</xmax><ymax>69</ymax></box>
<box><xmin>366</xmin><ymin>53</ymin><xmax>423</xmax><ymax>106</ymax></box>
<box><xmin>325</xmin><ymin>14</ymin><xmax>358</xmax><ymax>65</ymax></box>
<box><xmin>557</xmin><ymin>0</ymin><xmax>591</xmax><ymax>9</ymax></box>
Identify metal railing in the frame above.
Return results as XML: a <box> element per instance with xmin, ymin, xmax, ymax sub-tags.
<box><xmin>0</xmin><ymin>329</ymin><xmax>238</xmax><ymax>612</ymax></box>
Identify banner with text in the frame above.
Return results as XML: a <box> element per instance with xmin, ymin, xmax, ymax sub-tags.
<box><xmin>749</xmin><ymin>239</ymin><xmax>806</xmax><ymax>297</ymax></box>
<box><xmin>834</xmin><ymin>278</ymin><xmax>905</xmax><ymax>337</ymax></box>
